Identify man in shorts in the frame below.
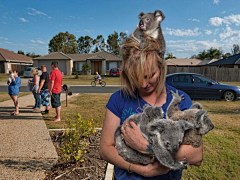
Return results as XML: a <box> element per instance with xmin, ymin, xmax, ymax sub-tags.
<box><xmin>49</xmin><ymin>61</ymin><xmax>63</xmax><ymax>122</ymax></box>
<box><xmin>37</xmin><ymin>65</ymin><xmax>50</xmax><ymax>114</ymax></box>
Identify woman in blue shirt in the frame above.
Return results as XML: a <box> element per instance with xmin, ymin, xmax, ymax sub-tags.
<box><xmin>8</xmin><ymin>70</ymin><xmax>21</xmax><ymax>115</ymax></box>
<box><xmin>100</xmin><ymin>37</ymin><xmax>203</xmax><ymax>179</ymax></box>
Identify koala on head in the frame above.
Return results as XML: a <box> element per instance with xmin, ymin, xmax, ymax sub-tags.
<box><xmin>130</xmin><ymin>10</ymin><xmax>166</xmax><ymax>59</ymax></box>
<box><xmin>166</xmin><ymin>90</ymin><xmax>214</xmax><ymax>147</ymax></box>
<box><xmin>115</xmin><ymin>105</ymin><xmax>194</xmax><ymax>170</ymax></box>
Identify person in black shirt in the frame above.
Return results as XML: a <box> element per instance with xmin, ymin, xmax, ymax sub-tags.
<box><xmin>37</xmin><ymin>65</ymin><xmax>50</xmax><ymax>114</ymax></box>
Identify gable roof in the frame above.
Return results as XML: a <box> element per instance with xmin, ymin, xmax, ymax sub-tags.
<box><xmin>166</xmin><ymin>58</ymin><xmax>201</xmax><ymax>66</ymax></box>
<box><xmin>208</xmin><ymin>53</ymin><xmax>240</xmax><ymax>66</ymax></box>
<box><xmin>197</xmin><ymin>59</ymin><xmax>219</xmax><ymax>66</ymax></box>
<box><xmin>34</xmin><ymin>52</ymin><xmax>72</xmax><ymax>60</ymax></box>
<box><xmin>0</xmin><ymin>48</ymin><xmax>32</xmax><ymax>63</ymax></box>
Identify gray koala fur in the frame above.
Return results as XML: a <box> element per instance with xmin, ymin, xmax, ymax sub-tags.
<box><xmin>166</xmin><ymin>90</ymin><xmax>214</xmax><ymax>147</ymax></box>
<box><xmin>114</xmin><ymin>105</ymin><xmax>194</xmax><ymax>170</ymax></box>
<box><xmin>131</xmin><ymin>10</ymin><xmax>166</xmax><ymax>59</ymax></box>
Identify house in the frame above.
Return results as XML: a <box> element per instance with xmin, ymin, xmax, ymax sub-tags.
<box><xmin>33</xmin><ymin>50</ymin><xmax>122</xmax><ymax>75</ymax></box>
<box><xmin>166</xmin><ymin>58</ymin><xmax>202</xmax><ymax>67</ymax></box>
<box><xmin>0</xmin><ymin>48</ymin><xmax>33</xmax><ymax>73</ymax></box>
<box><xmin>207</xmin><ymin>53</ymin><xmax>240</xmax><ymax>68</ymax></box>
<box><xmin>197</xmin><ymin>59</ymin><xmax>219</xmax><ymax>67</ymax></box>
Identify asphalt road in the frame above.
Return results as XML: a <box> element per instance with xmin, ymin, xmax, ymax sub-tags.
<box><xmin>0</xmin><ymin>85</ymin><xmax>121</xmax><ymax>93</ymax></box>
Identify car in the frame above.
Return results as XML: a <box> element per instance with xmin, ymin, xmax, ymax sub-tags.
<box><xmin>166</xmin><ymin>73</ymin><xmax>240</xmax><ymax>101</ymax></box>
<box><xmin>109</xmin><ymin>68</ymin><xmax>121</xmax><ymax>77</ymax></box>
<box><xmin>23</xmin><ymin>67</ymin><xmax>42</xmax><ymax>78</ymax></box>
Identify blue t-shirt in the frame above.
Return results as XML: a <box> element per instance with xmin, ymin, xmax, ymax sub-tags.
<box><xmin>106</xmin><ymin>83</ymin><xmax>192</xmax><ymax>180</ymax></box>
<box><xmin>8</xmin><ymin>77</ymin><xmax>21</xmax><ymax>95</ymax></box>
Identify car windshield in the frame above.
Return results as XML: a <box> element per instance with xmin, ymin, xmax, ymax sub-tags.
<box><xmin>111</xmin><ymin>69</ymin><xmax>118</xmax><ymax>72</ymax></box>
<box><xmin>193</xmin><ymin>75</ymin><xmax>214</xmax><ymax>84</ymax></box>
<box><xmin>26</xmin><ymin>67</ymin><xmax>32</xmax><ymax>71</ymax></box>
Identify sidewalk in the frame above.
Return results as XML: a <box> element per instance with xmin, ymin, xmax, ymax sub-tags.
<box><xmin>0</xmin><ymin>93</ymin><xmax>73</xmax><ymax>180</ymax></box>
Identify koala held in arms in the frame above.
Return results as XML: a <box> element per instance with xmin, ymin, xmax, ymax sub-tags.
<box><xmin>131</xmin><ymin>10</ymin><xmax>166</xmax><ymax>59</ymax></box>
<box><xmin>114</xmin><ymin>105</ymin><xmax>194</xmax><ymax>170</ymax></box>
<box><xmin>166</xmin><ymin>90</ymin><xmax>214</xmax><ymax>147</ymax></box>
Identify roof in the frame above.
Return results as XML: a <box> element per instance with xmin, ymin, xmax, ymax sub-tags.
<box><xmin>166</xmin><ymin>58</ymin><xmax>202</xmax><ymax>66</ymax></box>
<box><xmin>0</xmin><ymin>48</ymin><xmax>32</xmax><ymax>63</ymax></box>
<box><xmin>34</xmin><ymin>52</ymin><xmax>72</xmax><ymax>60</ymax></box>
<box><xmin>197</xmin><ymin>59</ymin><xmax>219</xmax><ymax>66</ymax></box>
<box><xmin>207</xmin><ymin>53</ymin><xmax>240</xmax><ymax>66</ymax></box>
<box><xmin>67</xmin><ymin>50</ymin><xmax>122</xmax><ymax>62</ymax></box>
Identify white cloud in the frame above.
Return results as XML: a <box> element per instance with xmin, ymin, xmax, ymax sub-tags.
<box><xmin>219</xmin><ymin>26</ymin><xmax>240</xmax><ymax>42</ymax></box>
<box><xmin>30</xmin><ymin>39</ymin><xmax>46</xmax><ymax>44</ymax></box>
<box><xmin>27</xmin><ymin>8</ymin><xmax>51</xmax><ymax>18</ymax></box>
<box><xmin>19</xmin><ymin>17</ymin><xmax>28</xmax><ymax>22</ymax></box>
<box><xmin>165</xmin><ymin>27</ymin><xmax>201</xmax><ymax>37</ymax></box>
<box><xmin>221</xmin><ymin>11</ymin><xmax>226</xmax><ymax>14</ymax></box>
<box><xmin>0</xmin><ymin>37</ymin><xmax>8</xmax><ymax>40</ymax></box>
<box><xmin>213</xmin><ymin>0</ymin><xmax>220</xmax><ymax>5</ymax></box>
<box><xmin>188</xmin><ymin>18</ymin><xmax>200</xmax><ymax>22</ymax></box>
<box><xmin>209</xmin><ymin>14</ymin><xmax>240</xmax><ymax>26</ymax></box>
<box><xmin>205</xmin><ymin>30</ymin><xmax>212</xmax><ymax>35</ymax></box>
<box><xmin>75</xmin><ymin>29</ymin><xmax>94</xmax><ymax>33</ymax></box>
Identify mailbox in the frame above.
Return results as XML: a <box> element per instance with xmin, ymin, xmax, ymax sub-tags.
<box><xmin>62</xmin><ymin>84</ymin><xmax>72</xmax><ymax>107</ymax></box>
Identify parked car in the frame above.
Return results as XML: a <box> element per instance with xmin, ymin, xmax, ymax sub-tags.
<box><xmin>166</xmin><ymin>73</ymin><xmax>240</xmax><ymax>101</ymax></box>
<box><xmin>109</xmin><ymin>68</ymin><xmax>121</xmax><ymax>77</ymax></box>
<box><xmin>23</xmin><ymin>67</ymin><xmax>42</xmax><ymax>77</ymax></box>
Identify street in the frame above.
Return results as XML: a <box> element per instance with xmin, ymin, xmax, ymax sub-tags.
<box><xmin>0</xmin><ymin>85</ymin><xmax>121</xmax><ymax>93</ymax></box>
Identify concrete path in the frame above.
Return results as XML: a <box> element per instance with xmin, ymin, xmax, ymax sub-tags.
<box><xmin>0</xmin><ymin>93</ymin><xmax>76</xmax><ymax>180</ymax></box>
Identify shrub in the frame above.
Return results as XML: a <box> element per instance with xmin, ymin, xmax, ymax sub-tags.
<box><xmin>82</xmin><ymin>63</ymin><xmax>91</xmax><ymax>75</ymax></box>
<box><xmin>60</xmin><ymin>113</ymin><xmax>96</xmax><ymax>163</ymax></box>
<box><xmin>75</xmin><ymin>72</ymin><xmax>79</xmax><ymax>79</ymax></box>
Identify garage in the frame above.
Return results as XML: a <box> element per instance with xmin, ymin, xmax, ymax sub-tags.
<box><xmin>33</xmin><ymin>52</ymin><xmax>73</xmax><ymax>75</ymax></box>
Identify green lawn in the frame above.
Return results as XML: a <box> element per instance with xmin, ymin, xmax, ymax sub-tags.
<box><xmin>44</xmin><ymin>93</ymin><xmax>240</xmax><ymax>179</ymax></box>
<box><xmin>0</xmin><ymin>92</ymin><xmax>31</xmax><ymax>102</ymax></box>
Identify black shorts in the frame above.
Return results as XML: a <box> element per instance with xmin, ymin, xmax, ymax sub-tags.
<box><xmin>51</xmin><ymin>93</ymin><xmax>61</xmax><ymax>108</ymax></box>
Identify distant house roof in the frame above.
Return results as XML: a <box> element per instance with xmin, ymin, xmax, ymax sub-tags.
<box><xmin>197</xmin><ymin>59</ymin><xmax>219</xmax><ymax>66</ymax></box>
<box><xmin>0</xmin><ymin>48</ymin><xmax>32</xmax><ymax>63</ymax></box>
<box><xmin>207</xmin><ymin>53</ymin><xmax>240</xmax><ymax>66</ymax></box>
<box><xmin>166</xmin><ymin>58</ymin><xmax>202</xmax><ymax>66</ymax></box>
<box><xmin>34</xmin><ymin>52</ymin><xmax>72</xmax><ymax>60</ymax></box>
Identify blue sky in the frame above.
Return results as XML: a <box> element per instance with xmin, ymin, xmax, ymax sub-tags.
<box><xmin>0</xmin><ymin>0</ymin><xmax>240</xmax><ymax>58</ymax></box>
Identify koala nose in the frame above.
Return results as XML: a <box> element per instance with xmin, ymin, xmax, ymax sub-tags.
<box><xmin>173</xmin><ymin>145</ymin><xmax>178</xmax><ymax>153</ymax></box>
<box><xmin>139</xmin><ymin>20</ymin><xmax>144</xmax><ymax>26</ymax></box>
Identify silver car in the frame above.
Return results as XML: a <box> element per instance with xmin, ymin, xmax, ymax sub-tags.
<box><xmin>23</xmin><ymin>67</ymin><xmax>42</xmax><ymax>77</ymax></box>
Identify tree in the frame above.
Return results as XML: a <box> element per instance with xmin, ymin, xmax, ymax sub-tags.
<box><xmin>222</xmin><ymin>52</ymin><xmax>231</xmax><ymax>58</ymax></box>
<box><xmin>165</xmin><ymin>53</ymin><xmax>176</xmax><ymax>60</ymax></box>
<box><xmin>106</xmin><ymin>31</ymin><xmax>127</xmax><ymax>55</ymax></box>
<box><xmin>92</xmin><ymin>35</ymin><xmax>106</xmax><ymax>53</ymax></box>
<box><xmin>207</xmin><ymin>47</ymin><xmax>223</xmax><ymax>59</ymax></box>
<box><xmin>26</xmin><ymin>52</ymin><xmax>41</xmax><ymax>58</ymax></box>
<box><xmin>49</xmin><ymin>31</ymin><xmax>78</xmax><ymax>54</ymax></box>
<box><xmin>77</xmin><ymin>36</ymin><xmax>94</xmax><ymax>54</ymax></box>
<box><xmin>17</xmin><ymin>50</ymin><xmax>24</xmax><ymax>55</ymax></box>
<box><xmin>231</xmin><ymin>44</ymin><xmax>240</xmax><ymax>55</ymax></box>
<box><xmin>82</xmin><ymin>63</ymin><xmax>91</xmax><ymax>75</ymax></box>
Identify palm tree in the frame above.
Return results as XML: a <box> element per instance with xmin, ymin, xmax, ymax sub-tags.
<box><xmin>165</xmin><ymin>53</ymin><xmax>176</xmax><ymax>60</ymax></box>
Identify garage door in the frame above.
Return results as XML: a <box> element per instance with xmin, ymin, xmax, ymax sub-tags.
<box><xmin>37</xmin><ymin>60</ymin><xmax>66</xmax><ymax>75</ymax></box>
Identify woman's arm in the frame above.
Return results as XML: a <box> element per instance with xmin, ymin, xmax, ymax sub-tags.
<box><xmin>175</xmin><ymin>144</ymin><xmax>203</xmax><ymax>166</ymax></box>
<box><xmin>100</xmin><ymin>109</ymin><xmax>169</xmax><ymax>177</ymax></box>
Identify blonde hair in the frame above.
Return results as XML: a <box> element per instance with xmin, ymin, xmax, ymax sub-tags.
<box><xmin>121</xmin><ymin>36</ymin><xmax>167</xmax><ymax>97</ymax></box>
<box><xmin>31</xmin><ymin>68</ymin><xmax>39</xmax><ymax>76</ymax></box>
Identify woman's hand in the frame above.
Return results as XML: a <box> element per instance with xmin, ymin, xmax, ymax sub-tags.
<box><xmin>134</xmin><ymin>161</ymin><xmax>170</xmax><ymax>177</ymax></box>
<box><xmin>121</xmin><ymin>119</ymin><xmax>149</xmax><ymax>154</ymax></box>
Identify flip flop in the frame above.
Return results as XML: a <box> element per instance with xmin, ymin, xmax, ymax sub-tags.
<box><xmin>10</xmin><ymin>111</ymin><xmax>16</xmax><ymax>115</ymax></box>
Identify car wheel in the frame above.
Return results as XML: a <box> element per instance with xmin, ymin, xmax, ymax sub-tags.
<box><xmin>223</xmin><ymin>91</ymin><xmax>235</xmax><ymax>101</ymax></box>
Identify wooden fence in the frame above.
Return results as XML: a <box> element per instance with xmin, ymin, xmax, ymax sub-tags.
<box><xmin>167</xmin><ymin>66</ymin><xmax>240</xmax><ymax>82</ymax></box>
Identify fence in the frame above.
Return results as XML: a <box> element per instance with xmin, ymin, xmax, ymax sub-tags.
<box><xmin>167</xmin><ymin>66</ymin><xmax>240</xmax><ymax>82</ymax></box>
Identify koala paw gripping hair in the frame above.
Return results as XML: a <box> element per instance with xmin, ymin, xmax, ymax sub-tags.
<box><xmin>114</xmin><ymin>105</ymin><xmax>194</xmax><ymax>170</ymax></box>
<box><xmin>131</xmin><ymin>10</ymin><xmax>166</xmax><ymax>59</ymax></box>
<box><xmin>166</xmin><ymin>90</ymin><xmax>214</xmax><ymax>147</ymax></box>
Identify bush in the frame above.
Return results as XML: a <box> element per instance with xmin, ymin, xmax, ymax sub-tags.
<box><xmin>75</xmin><ymin>72</ymin><xmax>79</xmax><ymax>79</ymax></box>
<box><xmin>82</xmin><ymin>63</ymin><xmax>91</xmax><ymax>75</ymax></box>
<box><xmin>60</xmin><ymin>113</ymin><xmax>96</xmax><ymax>163</ymax></box>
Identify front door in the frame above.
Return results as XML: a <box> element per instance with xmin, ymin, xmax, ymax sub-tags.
<box><xmin>92</xmin><ymin>61</ymin><xmax>102</xmax><ymax>75</ymax></box>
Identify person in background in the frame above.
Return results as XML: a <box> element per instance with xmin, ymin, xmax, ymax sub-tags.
<box><xmin>95</xmin><ymin>71</ymin><xmax>102</xmax><ymax>84</ymax></box>
<box><xmin>49</xmin><ymin>61</ymin><xmax>63</xmax><ymax>122</ymax></box>
<box><xmin>8</xmin><ymin>70</ymin><xmax>21</xmax><ymax>115</ymax></box>
<box><xmin>28</xmin><ymin>68</ymin><xmax>40</xmax><ymax>110</ymax></box>
<box><xmin>37</xmin><ymin>65</ymin><xmax>50</xmax><ymax>114</ymax></box>
<box><xmin>7</xmin><ymin>70</ymin><xmax>14</xmax><ymax>85</ymax></box>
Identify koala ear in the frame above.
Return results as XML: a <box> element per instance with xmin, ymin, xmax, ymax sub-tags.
<box><xmin>179</xmin><ymin>120</ymin><xmax>194</xmax><ymax>131</ymax></box>
<box><xmin>154</xmin><ymin>10</ymin><xmax>165</xmax><ymax>22</ymax></box>
<box><xmin>150</xmin><ymin>120</ymin><xmax>165</xmax><ymax>133</ymax></box>
<box><xmin>139</xmin><ymin>12</ymin><xmax>145</xmax><ymax>19</ymax></box>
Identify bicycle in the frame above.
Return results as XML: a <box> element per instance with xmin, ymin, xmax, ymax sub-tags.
<box><xmin>91</xmin><ymin>78</ymin><xmax>106</xmax><ymax>87</ymax></box>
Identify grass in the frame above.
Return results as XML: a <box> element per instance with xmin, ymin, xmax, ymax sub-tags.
<box><xmin>44</xmin><ymin>94</ymin><xmax>240</xmax><ymax>179</ymax></box>
<box><xmin>43</xmin><ymin>93</ymin><xmax>111</xmax><ymax>129</ymax></box>
<box><xmin>62</xmin><ymin>75</ymin><xmax>120</xmax><ymax>85</ymax></box>
<box><xmin>0</xmin><ymin>92</ymin><xmax>31</xmax><ymax>102</ymax></box>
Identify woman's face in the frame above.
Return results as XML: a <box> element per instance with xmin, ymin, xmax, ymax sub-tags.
<box><xmin>139</xmin><ymin>61</ymin><xmax>160</xmax><ymax>95</ymax></box>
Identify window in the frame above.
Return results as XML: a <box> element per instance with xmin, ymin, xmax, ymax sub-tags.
<box><xmin>76</xmin><ymin>62</ymin><xmax>84</xmax><ymax>71</ymax></box>
<box><xmin>193</xmin><ymin>75</ymin><xmax>212</xmax><ymax>84</ymax></box>
<box><xmin>173</xmin><ymin>75</ymin><xmax>192</xmax><ymax>83</ymax></box>
<box><xmin>106</xmin><ymin>62</ymin><xmax>109</xmax><ymax>70</ymax></box>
